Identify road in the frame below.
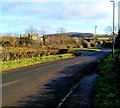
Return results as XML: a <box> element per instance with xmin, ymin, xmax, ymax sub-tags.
<box><xmin>2</xmin><ymin>49</ymin><xmax>111</xmax><ymax>107</ymax></box>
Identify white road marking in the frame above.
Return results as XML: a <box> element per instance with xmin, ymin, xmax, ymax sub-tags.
<box><xmin>1</xmin><ymin>80</ymin><xmax>21</xmax><ymax>87</ymax></box>
<box><xmin>57</xmin><ymin>80</ymin><xmax>80</xmax><ymax>108</ymax></box>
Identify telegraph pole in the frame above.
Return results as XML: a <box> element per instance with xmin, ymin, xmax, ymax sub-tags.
<box><xmin>110</xmin><ymin>0</ymin><xmax>115</xmax><ymax>56</ymax></box>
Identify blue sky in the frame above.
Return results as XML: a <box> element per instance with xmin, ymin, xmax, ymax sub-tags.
<box><xmin>1</xmin><ymin>0</ymin><xmax>119</xmax><ymax>36</ymax></box>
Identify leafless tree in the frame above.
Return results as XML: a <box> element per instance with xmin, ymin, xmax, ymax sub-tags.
<box><xmin>57</xmin><ymin>27</ymin><xmax>66</xmax><ymax>33</ymax></box>
<box><xmin>105</xmin><ymin>26</ymin><xmax>113</xmax><ymax>34</ymax></box>
<box><xmin>105</xmin><ymin>25</ymin><xmax>118</xmax><ymax>35</ymax></box>
<box><xmin>26</xmin><ymin>26</ymin><xmax>37</xmax><ymax>40</ymax></box>
<box><xmin>39</xmin><ymin>27</ymin><xmax>47</xmax><ymax>45</ymax></box>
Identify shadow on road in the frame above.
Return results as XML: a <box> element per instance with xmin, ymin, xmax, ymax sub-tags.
<box><xmin>15</xmin><ymin>59</ymin><xmax>99</xmax><ymax>108</ymax></box>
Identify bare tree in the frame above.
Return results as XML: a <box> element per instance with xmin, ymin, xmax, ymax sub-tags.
<box><xmin>57</xmin><ymin>27</ymin><xmax>66</xmax><ymax>33</ymax></box>
<box><xmin>105</xmin><ymin>25</ymin><xmax>118</xmax><ymax>35</ymax></box>
<box><xmin>26</xmin><ymin>26</ymin><xmax>37</xmax><ymax>40</ymax></box>
<box><xmin>105</xmin><ymin>26</ymin><xmax>113</xmax><ymax>34</ymax></box>
<box><xmin>39</xmin><ymin>27</ymin><xmax>47</xmax><ymax>45</ymax></box>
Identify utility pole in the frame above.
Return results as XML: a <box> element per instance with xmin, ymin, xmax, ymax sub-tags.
<box><xmin>110</xmin><ymin>0</ymin><xmax>115</xmax><ymax>56</ymax></box>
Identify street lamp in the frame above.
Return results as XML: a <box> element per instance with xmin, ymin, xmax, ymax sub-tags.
<box><xmin>94</xmin><ymin>26</ymin><xmax>98</xmax><ymax>47</ymax></box>
<box><xmin>110</xmin><ymin>0</ymin><xmax>115</xmax><ymax>56</ymax></box>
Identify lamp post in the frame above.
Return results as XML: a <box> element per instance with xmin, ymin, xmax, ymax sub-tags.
<box><xmin>110</xmin><ymin>0</ymin><xmax>115</xmax><ymax>56</ymax></box>
<box><xmin>95</xmin><ymin>26</ymin><xmax>98</xmax><ymax>47</ymax></box>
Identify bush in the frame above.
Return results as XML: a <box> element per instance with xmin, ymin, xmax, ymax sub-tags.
<box><xmin>68</xmin><ymin>50</ymin><xmax>82</xmax><ymax>56</ymax></box>
<box><xmin>103</xmin><ymin>42</ymin><xmax>112</xmax><ymax>48</ymax></box>
<box><xmin>82</xmin><ymin>40</ymin><xmax>91</xmax><ymax>48</ymax></box>
<box><xmin>58</xmin><ymin>49</ymin><xmax>68</xmax><ymax>54</ymax></box>
<box><xmin>82</xmin><ymin>41</ymin><xmax>88</xmax><ymax>48</ymax></box>
<box><xmin>115</xmin><ymin>30</ymin><xmax>120</xmax><ymax>49</ymax></box>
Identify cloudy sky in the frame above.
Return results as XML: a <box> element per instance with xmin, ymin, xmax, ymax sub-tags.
<box><xmin>1</xmin><ymin>0</ymin><xmax>119</xmax><ymax>35</ymax></box>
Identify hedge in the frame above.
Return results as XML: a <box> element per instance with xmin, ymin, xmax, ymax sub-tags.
<box><xmin>2</xmin><ymin>50</ymin><xmax>59</xmax><ymax>61</ymax></box>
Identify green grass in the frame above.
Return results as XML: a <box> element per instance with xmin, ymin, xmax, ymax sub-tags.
<box><xmin>97</xmin><ymin>38</ymin><xmax>109</xmax><ymax>40</ymax></box>
<box><xmin>93</xmin><ymin>34</ymin><xmax>111</xmax><ymax>36</ymax></box>
<box><xmin>1</xmin><ymin>53</ymin><xmax>74</xmax><ymax>72</ymax></box>
<box><xmin>96</xmin><ymin>55</ymin><xmax>114</xmax><ymax>75</ymax></box>
<box><xmin>94</xmin><ymin>77</ymin><xmax>120</xmax><ymax>108</ymax></box>
<box><xmin>73</xmin><ymin>47</ymin><xmax>100</xmax><ymax>51</ymax></box>
<box><xmin>87</xmin><ymin>47</ymin><xmax>101</xmax><ymax>51</ymax></box>
<box><xmin>93</xmin><ymin>53</ymin><xmax>120</xmax><ymax>107</ymax></box>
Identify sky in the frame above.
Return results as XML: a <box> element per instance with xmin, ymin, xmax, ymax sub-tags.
<box><xmin>1</xmin><ymin>0</ymin><xmax>120</xmax><ymax>36</ymax></box>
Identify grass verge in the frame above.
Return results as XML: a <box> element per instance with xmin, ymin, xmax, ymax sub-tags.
<box><xmin>73</xmin><ymin>47</ymin><xmax>100</xmax><ymax>51</ymax></box>
<box><xmin>93</xmin><ymin>53</ymin><xmax>120</xmax><ymax>107</ymax></box>
<box><xmin>1</xmin><ymin>53</ymin><xmax>74</xmax><ymax>72</ymax></box>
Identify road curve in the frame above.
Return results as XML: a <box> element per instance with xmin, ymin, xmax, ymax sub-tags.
<box><xmin>2</xmin><ymin>50</ymin><xmax>111</xmax><ymax>107</ymax></box>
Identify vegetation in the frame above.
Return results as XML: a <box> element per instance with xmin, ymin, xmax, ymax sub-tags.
<box><xmin>1</xmin><ymin>32</ymin><xmax>104</xmax><ymax>62</ymax></box>
<box><xmin>2</xmin><ymin>48</ymin><xmax>59</xmax><ymax>62</ymax></box>
<box><xmin>1</xmin><ymin>53</ymin><xmax>74</xmax><ymax>72</ymax></box>
<box><xmin>96</xmin><ymin>54</ymin><xmax>114</xmax><ymax>75</ymax></box>
<box><xmin>87</xmin><ymin>47</ymin><xmax>101</xmax><ymax>51</ymax></box>
<box><xmin>93</xmin><ymin>53</ymin><xmax>120</xmax><ymax>107</ymax></box>
<box><xmin>68</xmin><ymin>50</ymin><xmax>82</xmax><ymax>56</ymax></box>
<box><xmin>93</xmin><ymin>34</ymin><xmax>111</xmax><ymax>36</ymax></box>
<box><xmin>94</xmin><ymin>77</ymin><xmax>120</xmax><ymax>107</ymax></box>
<box><xmin>1</xmin><ymin>32</ymin><xmax>104</xmax><ymax>50</ymax></box>
<box><xmin>73</xmin><ymin>47</ymin><xmax>100</xmax><ymax>51</ymax></box>
<box><xmin>115</xmin><ymin>29</ymin><xmax>120</xmax><ymax>48</ymax></box>
<box><xmin>103</xmin><ymin>42</ymin><xmax>113</xmax><ymax>49</ymax></box>
<box><xmin>0</xmin><ymin>30</ymin><xmax>108</xmax><ymax>72</ymax></box>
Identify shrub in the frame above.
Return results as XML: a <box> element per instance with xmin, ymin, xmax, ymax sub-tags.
<box><xmin>103</xmin><ymin>42</ymin><xmax>112</xmax><ymax>48</ymax></box>
<box><xmin>68</xmin><ymin>50</ymin><xmax>82</xmax><ymax>56</ymax></box>
<box><xmin>58</xmin><ymin>49</ymin><xmax>68</xmax><ymax>54</ymax></box>
<box><xmin>82</xmin><ymin>41</ymin><xmax>88</xmax><ymax>48</ymax></box>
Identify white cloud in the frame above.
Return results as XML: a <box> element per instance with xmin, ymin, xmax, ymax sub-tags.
<box><xmin>1</xmin><ymin>0</ymin><xmax>119</xmax><ymax>34</ymax></box>
<box><xmin>2</xmin><ymin>0</ymin><xmax>120</xmax><ymax>3</ymax></box>
<box><xmin>24</xmin><ymin>7</ymin><xmax>50</xmax><ymax>16</ymax></box>
<box><xmin>2</xmin><ymin>0</ymin><xmax>91</xmax><ymax>2</ymax></box>
<box><xmin>58</xmin><ymin>1</ymin><xmax>112</xmax><ymax>20</ymax></box>
<box><xmin>2</xmin><ymin>16</ymin><xmax>29</xmax><ymax>20</ymax></box>
<box><xmin>9</xmin><ymin>3</ymin><xmax>21</xmax><ymax>11</ymax></box>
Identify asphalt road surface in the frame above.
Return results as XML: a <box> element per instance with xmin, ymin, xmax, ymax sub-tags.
<box><xmin>2</xmin><ymin>49</ymin><xmax>111</xmax><ymax>107</ymax></box>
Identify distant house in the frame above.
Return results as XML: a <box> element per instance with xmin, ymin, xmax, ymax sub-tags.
<box><xmin>30</xmin><ymin>34</ymin><xmax>43</xmax><ymax>42</ymax></box>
